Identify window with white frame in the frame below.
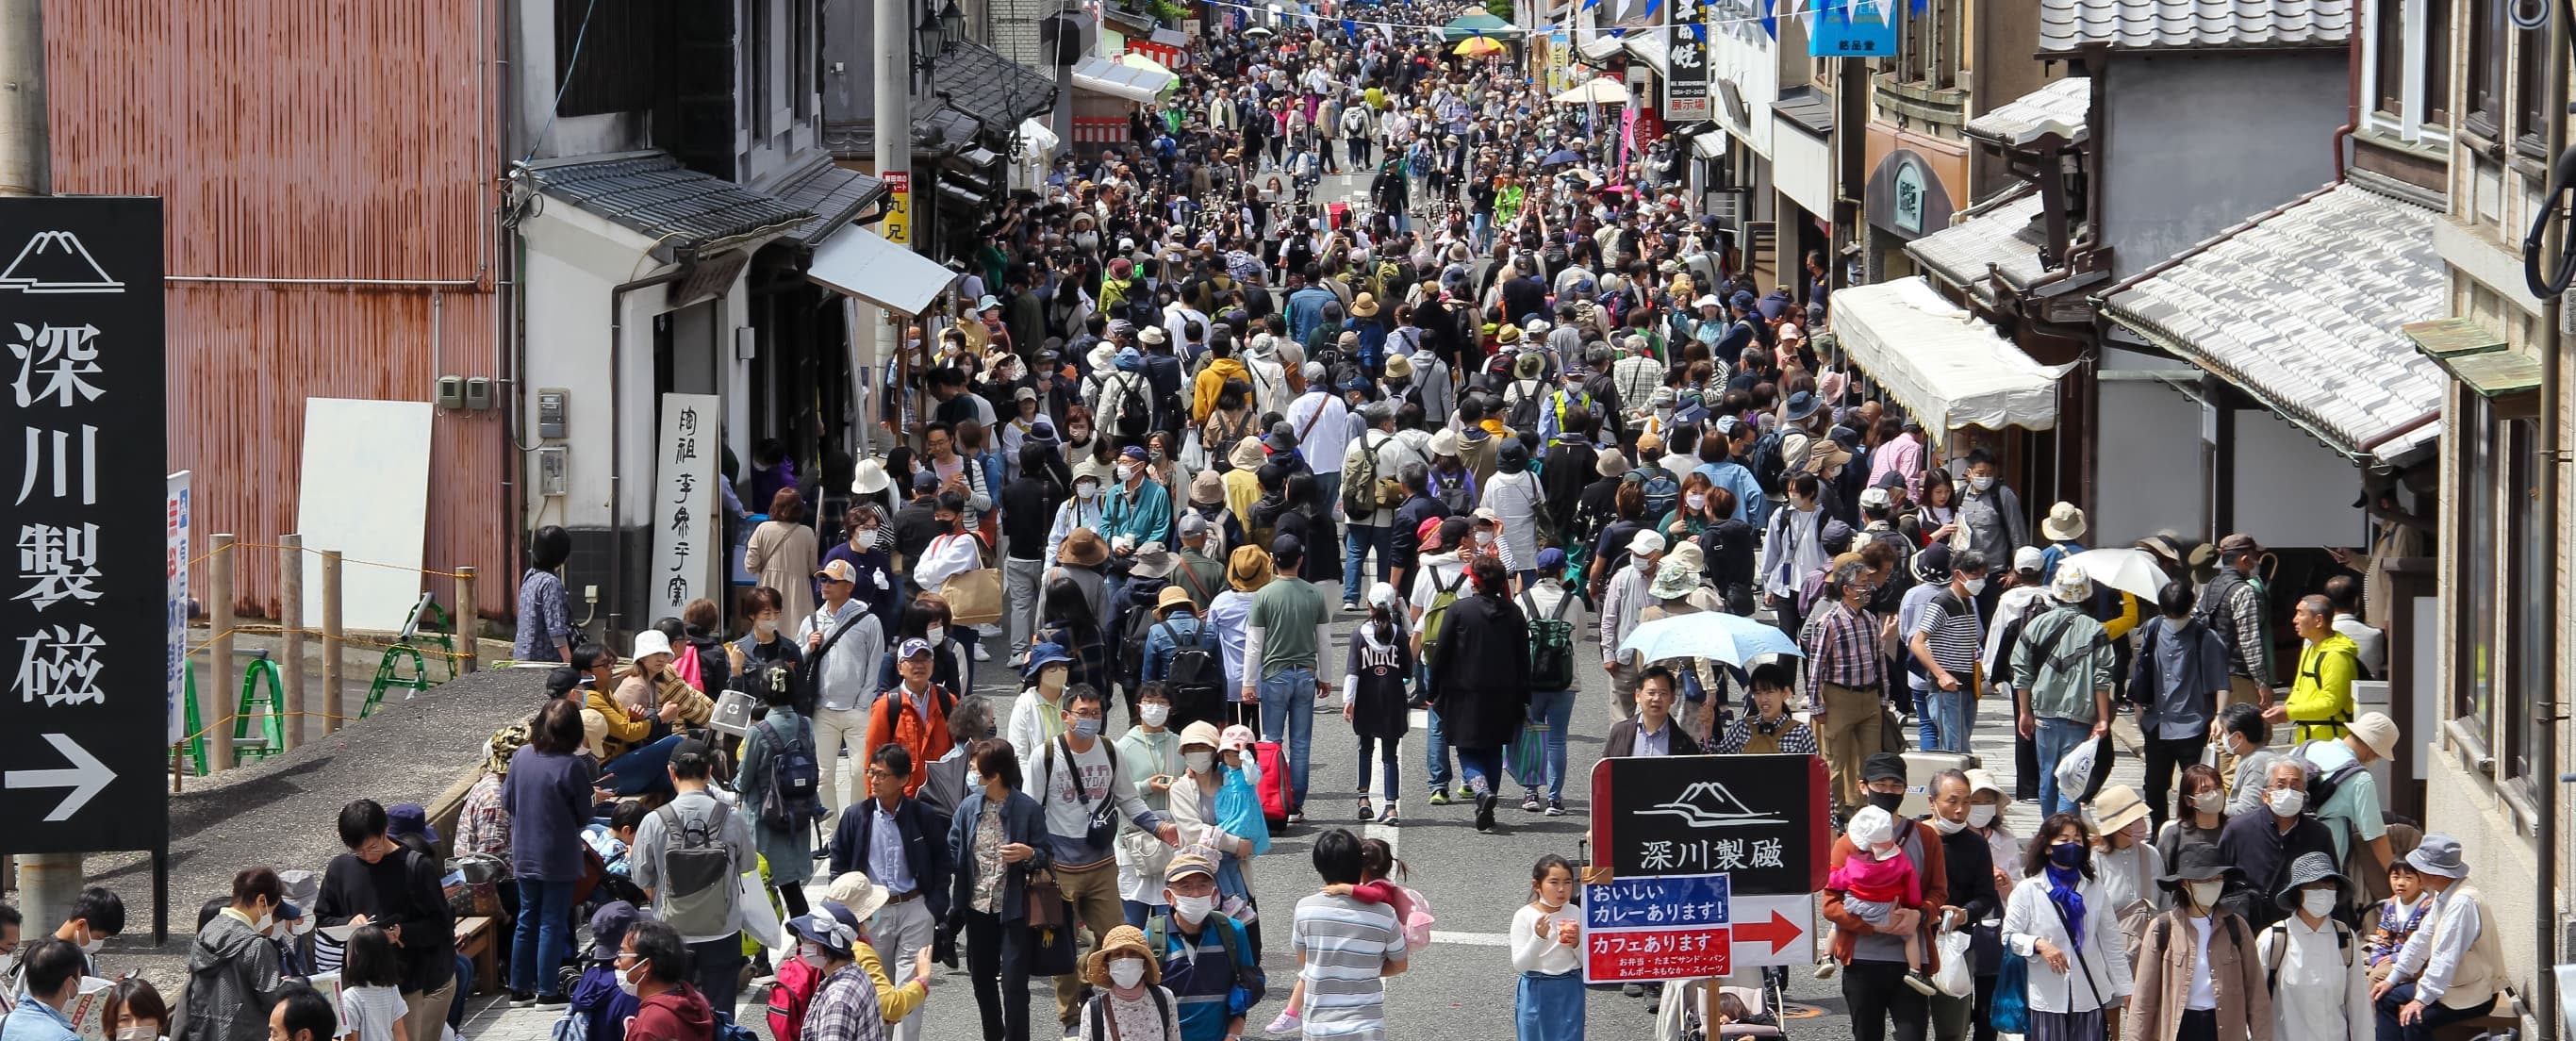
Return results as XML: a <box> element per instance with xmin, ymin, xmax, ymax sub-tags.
<box><xmin>2366</xmin><ymin>0</ymin><xmax>2451</xmax><ymax>140</ymax></box>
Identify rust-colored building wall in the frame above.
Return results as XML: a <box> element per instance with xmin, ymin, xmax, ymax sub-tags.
<box><xmin>44</xmin><ymin>0</ymin><xmax>513</xmax><ymax>621</ymax></box>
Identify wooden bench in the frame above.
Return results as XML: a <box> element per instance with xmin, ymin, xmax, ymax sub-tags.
<box><xmin>454</xmin><ymin>916</ymin><xmax>498</xmax><ymax>997</ymax></box>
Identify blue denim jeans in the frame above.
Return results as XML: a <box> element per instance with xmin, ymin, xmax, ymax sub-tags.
<box><xmin>1424</xmin><ymin>702</ymin><xmax>1454</xmax><ymax>792</ymax></box>
<box><xmin>1928</xmin><ymin>686</ymin><xmax>1977</xmax><ymax>754</ymax></box>
<box><xmin>1912</xmin><ymin>677</ymin><xmax>1940</xmax><ymax>750</ymax></box>
<box><xmin>1358</xmin><ymin>734</ymin><xmax>1400</xmax><ymax>801</ymax></box>
<box><xmin>1258</xmin><ymin>668</ymin><xmax>1318</xmax><ymax>812</ymax></box>
<box><xmin>1121</xmin><ymin>900</ymin><xmax>1168</xmax><ymax>928</ymax></box>
<box><xmin>2035</xmin><ymin>717</ymin><xmax>2089</xmax><ymax>817</ymax></box>
<box><xmin>511</xmin><ymin>878</ymin><xmax>578</xmax><ymax>996</ymax></box>
<box><xmin>1456</xmin><ymin>745</ymin><xmax>1503</xmax><ymax>796</ymax></box>
<box><xmin>602</xmin><ymin>734</ymin><xmax>683</xmax><ymax>799</ymax></box>
<box><xmin>1523</xmin><ymin>688</ymin><xmax>1576</xmax><ymax>801</ymax></box>
<box><xmin>1344</xmin><ymin>522</ymin><xmax>1392</xmax><ymax>604</ymax></box>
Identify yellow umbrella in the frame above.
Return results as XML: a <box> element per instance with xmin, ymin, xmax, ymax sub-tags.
<box><xmin>1453</xmin><ymin>36</ymin><xmax>1508</xmax><ymax>57</ymax></box>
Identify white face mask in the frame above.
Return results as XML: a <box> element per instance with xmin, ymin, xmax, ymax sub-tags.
<box><xmin>1967</xmin><ymin>804</ymin><xmax>1998</xmax><ymax>828</ymax></box>
<box><xmin>1172</xmin><ymin>893</ymin><xmax>1216</xmax><ymax>923</ymax></box>
<box><xmin>2192</xmin><ymin>790</ymin><xmax>2224</xmax><ymax>815</ymax></box>
<box><xmin>1185</xmin><ymin>751</ymin><xmax>1214</xmax><ymax>773</ymax></box>
<box><xmin>616</xmin><ymin>960</ymin><xmax>647</xmax><ymax>997</ymax></box>
<box><xmin>1960</xmin><ymin>577</ymin><xmax>1988</xmax><ymax>596</ymax></box>
<box><xmin>1140</xmin><ymin>703</ymin><xmax>1171</xmax><ymax>727</ymax></box>
<box><xmin>114</xmin><ymin>1027</ymin><xmax>155</xmax><ymax>1041</ymax></box>
<box><xmin>1117</xmin><ymin>463</ymin><xmax>1141</xmax><ymax>482</ymax></box>
<box><xmin>253</xmin><ymin>913</ymin><xmax>274</xmax><ymax>935</ymax></box>
<box><xmin>1475</xmin><ymin>530</ymin><xmax>1495</xmax><ymax>547</ymax></box>
<box><xmin>1077</xmin><ymin>480</ymin><xmax>1101</xmax><ymax>500</ymax></box>
<box><xmin>2301</xmin><ymin>889</ymin><xmax>2338</xmax><ymax>917</ymax></box>
<box><xmin>799</xmin><ymin>942</ymin><xmax>833</xmax><ymax>969</ymax></box>
<box><xmin>1108</xmin><ymin>958</ymin><xmax>1148</xmax><ymax>989</ymax></box>
<box><xmin>754</xmin><ymin>618</ymin><xmax>780</xmax><ymax>636</ymax></box>
<box><xmin>77</xmin><ymin>929</ymin><xmax>103</xmax><ymax>956</ymax></box>
<box><xmin>1930</xmin><ymin>815</ymin><xmax>1966</xmax><ymax>835</ymax></box>
<box><xmin>2187</xmin><ymin>881</ymin><xmax>2224</xmax><ymax>908</ymax></box>
<box><xmin>925</xmin><ymin>625</ymin><xmax>947</xmax><ymax>645</ymax></box>
<box><xmin>1970</xmin><ymin>475</ymin><xmax>1995</xmax><ymax>493</ymax></box>
<box><xmin>1684</xmin><ymin>493</ymin><xmax>1707</xmax><ymax>511</ymax></box>
<box><xmin>2268</xmin><ymin>788</ymin><xmax>2306</xmax><ymax>818</ymax></box>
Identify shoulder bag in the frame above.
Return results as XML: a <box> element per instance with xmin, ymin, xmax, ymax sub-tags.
<box><xmin>934</xmin><ymin>531</ymin><xmax>1005</xmax><ymax>627</ymax></box>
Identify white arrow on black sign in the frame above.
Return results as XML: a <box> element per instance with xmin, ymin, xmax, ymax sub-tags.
<box><xmin>6</xmin><ymin>733</ymin><xmax>116</xmax><ymax>821</ymax></box>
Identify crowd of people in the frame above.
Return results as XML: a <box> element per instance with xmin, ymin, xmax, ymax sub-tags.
<box><xmin>0</xmin><ymin>8</ymin><xmax>2472</xmax><ymax>1041</ymax></box>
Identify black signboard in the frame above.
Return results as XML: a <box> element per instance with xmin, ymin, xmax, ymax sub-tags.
<box><xmin>1588</xmin><ymin>753</ymin><xmax>1828</xmax><ymax>894</ymax></box>
<box><xmin>0</xmin><ymin>196</ymin><xmax>168</xmax><ymax>855</ymax></box>
<box><xmin>1665</xmin><ymin>23</ymin><xmax>1711</xmax><ymax>122</ymax></box>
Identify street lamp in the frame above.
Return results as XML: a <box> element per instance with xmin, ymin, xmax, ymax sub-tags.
<box><xmin>913</xmin><ymin>0</ymin><xmax>965</xmax><ymax>74</ymax></box>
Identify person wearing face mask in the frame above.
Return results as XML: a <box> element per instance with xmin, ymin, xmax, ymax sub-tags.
<box><xmin>1039</xmin><ymin>686</ymin><xmax>1181</xmax><ymax>1032</ymax></box>
<box><xmin>1759</xmin><ymin>471</ymin><xmax>1832</xmax><ymax>637</ymax></box>
<box><xmin>819</xmin><ymin>502</ymin><xmax>903</xmax><ymax>638</ymax></box>
<box><xmin>1952</xmin><ymin>450</ymin><xmax>2025</xmax><ymax>606</ymax></box>
<box><xmin>1101</xmin><ymin>447</ymin><xmax>1177</xmax><ymax>578</ymax></box>
<box><xmin>567</xmin><ymin>903</ymin><xmax>643</xmax><ymax>1041</ymax></box>
<box><xmin>2128</xmin><ymin>850</ymin><xmax>2270</xmax><ymax>1041</ymax></box>
<box><xmin>2085</xmin><ymin>785</ymin><xmax>2170</xmax><ymax>966</ymax></box>
<box><xmin>614</xmin><ymin>920</ymin><xmax>714</xmax><ymax>1041</ymax></box>
<box><xmin>2003</xmin><ymin>813</ymin><xmax>2135</xmax><ymax>1041</ymax></box>
<box><xmin>1146</xmin><ymin>852</ymin><xmax>1259</xmax><ymax>1041</ymax></box>
<box><xmin>804</xmin><ymin>561</ymin><xmax>888</xmax><ymax>826</ymax></box>
<box><xmin>1924</xmin><ymin>770</ymin><xmax>2006</xmax><ymax>1041</ymax></box>
<box><xmin>724</xmin><ymin>587</ymin><xmax>805</xmax><ymax>714</ymax></box>
<box><xmin>2215</xmin><ymin>761</ymin><xmax>2337</xmax><ymax>931</ymax></box>
<box><xmin>100</xmin><ymin>978</ymin><xmax>168</xmax><ymax>1041</ymax></box>
<box><xmin>2251</xmin><ymin>852</ymin><xmax>2363</xmax><ymax>1041</ymax></box>
<box><xmin>1075</xmin><ymin>926</ymin><xmax>1181</xmax><ymax>1041</ymax></box>
<box><xmin>1592</xmin><ymin>527</ymin><xmax>1663</xmax><ymax>723</ymax></box>
<box><xmin>173</xmin><ymin>870</ymin><xmax>291</xmax><ymax>1041</ymax></box>
<box><xmin>1907</xmin><ymin>547</ymin><xmax>1989</xmax><ymax>757</ymax></box>
<box><xmin>2211</xmin><ymin>705</ymin><xmax>2285</xmax><ymax>818</ymax></box>
<box><xmin>314</xmin><ymin>801</ymin><xmax>455</xmax><ymax>1041</ymax></box>
<box><xmin>2196</xmin><ymin>536</ymin><xmax>2275</xmax><ymax>786</ymax></box>
<box><xmin>1804</xmin><ymin>560</ymin><xmax>1894</xmax><ymax>813</ymax></box>
<box><xmin>1823</xmin><ymin>754</ymin><xmax>1953</xmax><ymax>1041</ymax></box>
<box><xmin>8</xmin><ymin>889</ymin><xmax>120</xmax><ymax>993</ymax></box>
<box><xmin>1</xmin><ymin>939</ymin><xmax>87</xmax><ymax>1041</ymax></box>
<box><xmin>945</xmin><ymin>739</ymin><xmax>1051</xmax><ymax>1041</ymax></box>
<box><xmin>814</xmin><ymin>876</ymin><xmax>937</xmax><ymax>1041</ymax></box>
<box><xmin>2155</xmin><ymin>766</ymin><xmax>2234</xmax><ymax>884</ymax></box>
<box><xmin>1115</xmin><ymin>684</ymin><xmax>1189</xmax><ymax>925</ymax></box>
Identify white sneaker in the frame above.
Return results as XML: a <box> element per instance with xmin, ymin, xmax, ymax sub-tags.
<box><xmin>973</xmin><ymin>643</ymin><xmax>992</xmax><ymax>662</ymax></box>
<box><xmin>1813</xmin><ymin>957</ymin><xmax>1840</xmax><ymax>980</ymax></box>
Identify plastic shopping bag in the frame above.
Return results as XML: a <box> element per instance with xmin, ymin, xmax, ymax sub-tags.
<box><xmin>1933</xmin><ymin>927</ymin><xmax>1974</xmax><ymax>998</ymax></box>
<box><xmin>736</xmin><ymin>868</ymin><xmax>787</xmax><ymax>951</ymax></box>
<box><xmin>1991</xmin><ymin>952</ymin><xmax>2031</xmax><ymax>1034</ymax></box>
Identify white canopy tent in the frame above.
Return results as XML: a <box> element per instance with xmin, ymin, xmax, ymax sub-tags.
<box><xmin>1827</xmin><ymin>275</ymin><xmax>2077</xmax><ymax>431</ymax></box>
<box><xmin>805</xmin><ymin>224</ymin><xmax>956</xmax><ymax>316</ymax></box>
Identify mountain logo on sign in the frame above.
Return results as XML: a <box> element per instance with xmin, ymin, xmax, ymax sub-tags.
<box><xmin>1637</xmin><ymin>781</ymin><xmax>1785</xmax><ymax>827</ymax></box>
<box><xmin>0</xmin><ymin>231</ymin><xmax>124</xmax><ymax>294</ymax></box>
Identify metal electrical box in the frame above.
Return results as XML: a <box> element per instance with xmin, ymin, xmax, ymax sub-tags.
<box><xmin>463</xmin><ymin>376</ymin><xmax>493</xmax><ymax>410</ymax></box>
<box><xmin>436</xmin><ymin>375</ymin><xmax>465</xmax><ymax>409</ymax></box>
<box><xmin>537</xmin><ymin>388</ymin><xmax>569</xmax><ymax>438</ymax></box>
<box><xmin>536</xmin><ymin>446</ymin><xmax>569</xmax><ymax>497</ymax></box>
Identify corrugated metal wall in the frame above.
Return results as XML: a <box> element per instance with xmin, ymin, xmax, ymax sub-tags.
<box><xmin>44</xmin><ymin>0</ymin><xmax>513</xmax><ymax>622</ymax></box>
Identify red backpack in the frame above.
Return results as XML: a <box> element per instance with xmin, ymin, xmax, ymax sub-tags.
<box><xmin>765</xmin><ymin>953</ymin><xmax>819</xmax><ymax>1041</ymax></box>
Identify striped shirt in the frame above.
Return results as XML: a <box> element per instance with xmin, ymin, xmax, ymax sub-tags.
<box><xmin>1802</xmin><ymin>602</ymin><xmax>1886</xmax><ymax>702</ymax></box>
<box><xmin>1908</xmin><ymin>590</ymin><xmax>1983</xmax><ymax>680</ymax></box>
<box><xmin>1291</xmin><ymin>892</ymin><xmax>1409</xmax><ymax>1039</ymax></box>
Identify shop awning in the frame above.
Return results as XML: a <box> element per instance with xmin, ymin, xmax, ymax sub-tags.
<box><xmin>805</xmin><ymin>224</ymin><xmax>956</xmax><ymax>316</ymax></box>
<box><xmin>1624</xmin><ymin>33</ymin><xmax>1669</xmax><ymax>76</ymax></box>
<box><xmin>1904</xmin><ymin>184</ymin><xmax>2052</xmax><ymax>306</ymax></box>
<box><xmin>1016</xmin><ymin>117</ymin><xmax>1061</xmax><ymax>160</ymax></box>
<box><xmin>2099</xmin><ymin>181</ymin><xmax>2445</xmax><ymax>462</ymax></box>
<box><xmin>1964</xmin><ymin>77</ymin><xmax>2089</xmax><ymax>148</ymax></box>
<box><xmin>1829</xmin><ymin>275</ymin><xmax>2079</xmax><ymax>432</ymax></box>
<box><xmin>1578</xmin><ymin>29</ymin><xmax>1627</xmax><ymax>60</ymax></box>
<box><xmin>1073</xmin><ymin>54</ymin><xmax>1175</xmax><ymax>105</ymax></box>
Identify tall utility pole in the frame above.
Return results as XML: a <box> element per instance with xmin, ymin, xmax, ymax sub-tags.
<box><xmin>0</xmin><ymin>0</ymin><xmax>84</xmax><ymax>933</ymax></box>
<box><xmin>866</xmin><ymin>0</ymin><xmax>913</xmax><ymax>452</ymax></box>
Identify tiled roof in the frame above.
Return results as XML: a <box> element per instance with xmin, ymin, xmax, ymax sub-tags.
<box><xmin>525</xmin><ymin>151</ymin><xmax>810</xmax><ymax>259</ymax></box>
<box><xmin>1965</xmin><ymin>78</ymin><xmax>2090</xmax><ymax>147</ymax></box>
<box><xmin>931</xmin><ymin>40</ymin><xmax>1059</xmax><ymax>132</ymax></box>
<box><xmin>912</xmin><ymin>104</ymin><xmax>983</xmax><ymax>157</ymax></box>
<box><xmin>2039</xmin><ymin>0</ymin><xmax>2351</xmax><ymax>53</ymax></box>
<box><xmin>2100</xmin><ymin>181</ymin><xmax>2444</xmax><ymax>462</ymax></box>
<box><xmin>770</xmin><ymin>161</ymin><xmax>886</xmax><ymax>248</ymax></box>
<box><xmin>1774</xmin><ymin>88</ymin><xmax>1834</xmax><ymax>137</ymax></box>
<box><xmin>1904</xmin><ymin>185</ymin><xmax>2053</xmax><ymax>306</ymax></box>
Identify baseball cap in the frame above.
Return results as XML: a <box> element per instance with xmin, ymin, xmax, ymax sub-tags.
<box><xmin>912</xmin><ymin>471</ymin><xmax>941</xmax><ymax>491</ymax></box>
<box><xmin>2011</xmin><ymin>546</ymin><xmax>2045</xmax><ymax>576</ymax></box>
<box><xmin>1165</xmin><ymin>852</ymin><xmax>1217</xmax><ymax>883</ymax></box>
<box><xmin>816</xmin><ymin>559</ymin><xmax>857</xmax><ymax>584</ymax></box>
<box><xmin>898</xmin><ymin>637</ymin><xmax>934</xmax><ymax>659</ymax></box>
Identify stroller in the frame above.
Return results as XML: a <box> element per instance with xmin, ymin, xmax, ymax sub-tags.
<box><xmin>1655</xmin><ymin>978</ymin><xmax>1789</xmax><ymax>1041</ymax></box>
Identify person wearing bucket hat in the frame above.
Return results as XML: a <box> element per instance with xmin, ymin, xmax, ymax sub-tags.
<box><xmin>2301</xmin><ymin>710</ymin><xmax>2399</xmax><ymax>879</ymax></box>
<box><xmin>567</xmin><ymin>901</ymin><xmax>646</xmax><ymax>1041</ymax></box>
<box><xmin>2082</xmin><ymin>783</ymin><xmax>2162</xmax><ymax>925</ymax></box>
<box><xmin>2128</xmin><ymin>846</ymin><xmax>2266</xmax><ymax>1041</ymax></box>
<box><xmin>2011</xmin><ymin>561</ymin><xmax>2115</xmax><ymax>817</ymax></box>
<box><xmin>2365</xmin><ymin>832</ymin><xmax>2500</xmax><ymax>1039</ymax></box>
<box><xmin>1005</xmin><ymin>642</ymin><xmax>1076</xmax><ymax>758</ymax></box>
<box><xmin>2037</xmin><ymin>502</ymin><xmax>2089</xmax><ymax>580</ymax></box>
<box><xmin>1074</xmin><ymin>925</ymin><xmax>1175</xmax><ymax>1039</ymax></box>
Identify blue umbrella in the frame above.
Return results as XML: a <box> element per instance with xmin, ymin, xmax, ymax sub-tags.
<box><xmin>1616</xmin><ymin>611</ymin><xmax>1802</xmax><ymax>668</ymax></box>
<box><xmin>1541</xmin><ymin>148</ymin><xmax>1583</xmax><ymax>167</ymax></box>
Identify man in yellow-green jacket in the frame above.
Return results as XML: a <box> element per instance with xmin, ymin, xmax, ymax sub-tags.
<box><xmin>2272</xmin><ymin>594</ymin><xmax>2361</xmax><ymax>743</ymax></box>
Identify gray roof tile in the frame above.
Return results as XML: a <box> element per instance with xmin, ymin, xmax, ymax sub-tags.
<box><xmin>1965</xmin><ymin>78</ymin><xmax>2090</xmax><ymax>147</ymax></box>
<box><xmin>771</xmin><ymin>162</ymin><xmax>886</xmax><ymax>248</ymax></box>
<box><xmin>2100</xmin><ymin>181</ymin><xmax>2443</xmax><ymax>461</ymax></box>
<box><xmin>2038</xmin><ymin>0</ymin><xmax>2351</xmax><ymax>54</ymax></box>
<box><xmin>931</xmin><ymin>40</ymin><xmax>1060</xmax><ymax>132</ymax></box>
<box><xmin>526</xmin><ymin>152</ymin><xmax>811</xmax><ymax>259</ymax></box>
<box><xmin>1904</xmin><ymin>185</ymin><xmax>2054</xmax><ymax>305</ymax></box>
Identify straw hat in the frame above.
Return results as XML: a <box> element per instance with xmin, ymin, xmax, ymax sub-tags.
<box><xmin>1227</xmin><ymin>543</ymin><xmax>1275</xmax><ymax>591</ymax></box>
<box><xmin>1351</xmin><ymin>292</ymin><xmax>1381</xmax><ymax>318</ymax></box>
<box><xmin>1156</xmin><ymin>585</ymin><xmax>1197</xmax><ymax>615</ymax></box>
<box><xmin>1230</xmin><ymin>436</ymin><xmax>1267</xmax><ymax>470</ymax></box>
<box><xmin>2040</xmin><ymin>502</ymin><xmax>2088</xmax><ymax>542</ymax></box>
<box><xmin>2088</xmin><ymin>785</ymin><xmax>2150</xmax><ymax>835</ymax></box>
<box><xmin>1083</xmin><ymin>925</ymin><xmax>1163</xmax><ymax>988</ymax></box>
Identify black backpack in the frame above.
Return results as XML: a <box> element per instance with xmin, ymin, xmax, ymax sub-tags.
<box><xmin>1521</xmin><ymin>589</ymin><xmax>1579</xmax><ymax>693</ymax></box>
<box><xmin>1114</xmin><ymin>372</ymin><xmax>1154</xmax><ymax>441</ymax></box>
<box><xmin>754</xmin><ymin>718</ymin><xmax>824</xmax><ymax>832</ymax></box>
<box><xmin>1157</xmin><ymin>619</ymin><xmax>1223</xmax><ymax>701</ymax></box>
<box><xmin>2306</xmin><ymin>751</ymin><xmax>2369</xmax><ymax>810</ymax></box>
<box><xmin>1117</xmin><ymin>595</ymin><xmax>1164</xmax><ymax>688</ymax></box>
<box><xmin>1749</xmin><ymin>426</ymin><xmax>1789</xmax><ymax>496</ymax></box>
<box><xmin>1504</xmin><ymin>378</ymin><xmax>1545</xmax><ymax>430</ymax></box>
<box><xmin>653</xmin><ymin>801</ymin><xmax>738</xmax><ymax>937</ymax></box>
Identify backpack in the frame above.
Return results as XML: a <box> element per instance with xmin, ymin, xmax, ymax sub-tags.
<box><xmin>1635</xmin><ymin>466</ymin><xmax>1680</xmax><ymax>520</ymax></box>
<box><xmin>2305</xmin><ymin>750</ymin><xmax>2370</xmax><ymax>812</ymax></box>
<box><xmin>2192</xmin><ymin>570</ymin><xmax>2254</xmax><ymax>660</ymax></box>
<box><xmin>1144</xmin><ymin>911</ymin><xmax>1268</xmax><ymax>1006</ymax></box>
<box><xmin>1428</xmin><ymin>468</ymin><xmax>1475</xmax><ymax>513</ymax></box>
<box><xmin>652</xmin><ymin>801</ymin><xmax>738</xmax><ymax>936</ymax></box>
<box><xmin>1344</xmin><ymin>433</ymin><xmax>1398</xmax><ymax>516</ymax></box>
<box><xmin>753</xmin><ymin>718</ymin><xmax>824</xmax><ymax>832</ymax></box>
<box><xmin>1520</xmin><ymin>588</ymin><xmax>1578</xmax><ymax>693</ymax></box>
<box><xmin>1113</xmin><ymin>372</ymin><xmax>1154</xmax><ymax>441</ymax></box>
<box><xmin>1086</xmin><ymin>981</ymin><xmax>1172</xmax><ymax>1040</ymax></box>
<box><xmin>1119</xmin><ymin>596</ymin><xmax>1166</xmax><ymax>687</ymax></box>
<box><xmin>763</xmin><ymin>952</ymin><xmax>819</xmax><ymax>1041</ymax></box>
<box><xmin>2261</xmin><ymin>917</ymin><xmax>2353</xmax><ymax>993</ymax></box>
<box><xmin>1504</xmin><ymin>378</ymin><xmax>1545</xmax><ymax>430</ymax></box>
<box><xmin>1749</xmin><ymin>425</ymin><xmax>1789</xmax><ymax>496</ymax></box>
<box><xmin>1157</xmin><ymin>619</ymin><xmax>1224</xmax><ymax>704</ymax></box>
<box><xmin>1418</xmin><ymin>569</ymin><xmax>1471</xmax><ymax>666</ymax></box>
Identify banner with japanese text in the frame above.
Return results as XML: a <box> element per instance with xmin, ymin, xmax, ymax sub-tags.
<box><xmin>649</xmin><ymin>393</ymin><xmax>721</xmax><ymax>618</ymax></box>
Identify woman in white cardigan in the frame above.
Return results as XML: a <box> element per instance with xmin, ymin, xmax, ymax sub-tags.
<box><xmin>2004</xmin><ymin>812</ymin><xmax>2136</xmax><ymax>1041</ymax></box>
